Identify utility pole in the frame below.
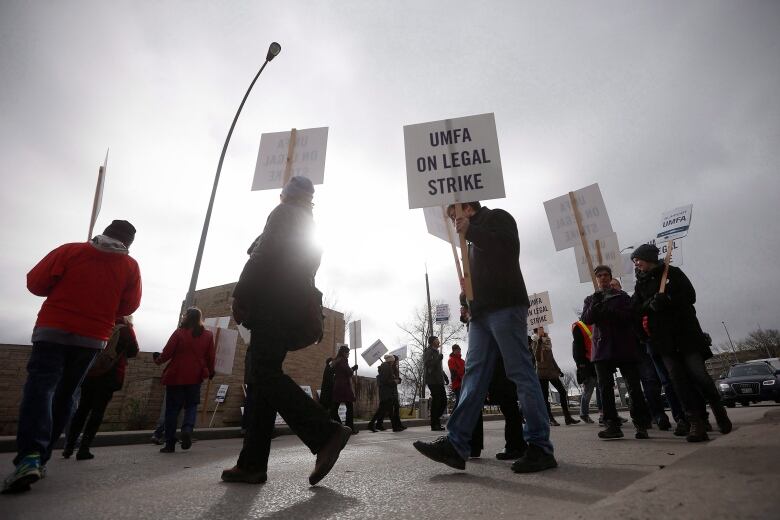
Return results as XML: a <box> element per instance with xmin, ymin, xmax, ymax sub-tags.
<box><xmin>722</xmin><ymin>321</ymin><xmax>738</xmax><ymax>364</ymax></box>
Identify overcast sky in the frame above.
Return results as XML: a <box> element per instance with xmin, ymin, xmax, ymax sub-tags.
<box><xmin>1</xmin><ymin>1</ymin><xmax>778</xmax><ymax>375</ymax></box>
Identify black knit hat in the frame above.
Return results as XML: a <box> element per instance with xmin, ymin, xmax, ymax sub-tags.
<box><xmin>630</xmin><ymin>243</ymin><xmax>659</xmax><ymax>263</ymax></box>
<box><xmin>103</xmin><ymin>220</ymin><xmax>136</xmax><ymax>246</ymax></box>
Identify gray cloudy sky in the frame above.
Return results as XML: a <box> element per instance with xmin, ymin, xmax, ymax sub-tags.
<box><xmin>1</xmin><ymin>1</ymin><xmax>778</xmax><ymax>374</ymax></box>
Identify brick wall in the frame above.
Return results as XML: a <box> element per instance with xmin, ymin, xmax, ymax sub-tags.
<box><xmin>0</xmin><ymin>282</ymin><xmax>381</xmax><ymax>435</ymax></box>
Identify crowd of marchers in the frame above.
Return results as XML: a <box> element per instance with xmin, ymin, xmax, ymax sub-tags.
<box><xmin>2</xmin><ymin>179</ymin><xmax>731</xmax><ymax>495</ymax></box>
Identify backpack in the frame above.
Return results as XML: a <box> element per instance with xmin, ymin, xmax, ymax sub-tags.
<box><xmin>87</xmin><ymin>324</ymin><xmax>125</xmax><ymax>377</ymax></box>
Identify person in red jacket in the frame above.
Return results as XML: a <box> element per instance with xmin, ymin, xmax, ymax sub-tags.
<box><xmin>3</xmin><ymin>220</ymin><xmax>142</xmax><ymax>494</ymax></box>
<box><xmin>154</xmin><ymin>307</ymin><xmax>216</xmax><ymax>453</ymax></box>
<box><xmin>448</xmin><ymin>345</ymin><xmax>465</xmax><ymax>409</ymax></box>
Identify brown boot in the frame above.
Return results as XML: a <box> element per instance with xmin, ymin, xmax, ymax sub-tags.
<box><xmin>686</xmin><ymin>414</ymin><xmax>710</xmax><ymax>443</ymax></box>
<box><xmin>711</xmin><ymin>403</ymin><xmax>733</xmax><ymax>434</ymax></box>
<box><xmin>309</xmin><ymin>425</ymin><xmax>351</xmax><ymax>486</ymax></box>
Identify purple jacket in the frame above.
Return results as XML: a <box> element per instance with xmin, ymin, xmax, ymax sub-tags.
<box><xmin>331</xmin><ymin>356</ymin><xmax>355</xmax><ymax>403</ymax></box>
<box><xmin>581</xmin><ymin>289</ymin><xmax>640</xmax><ymax>364</ymax></box>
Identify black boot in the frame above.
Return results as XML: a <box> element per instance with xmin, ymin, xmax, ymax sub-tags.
<box><xmin>673</xmin><ymin>419</ymin><xmax>690</xmax><ymax>437</ymax></box>
<box><xmin>711</xmin><ymin>402</ymin><xmax>733</xmax><ymax>434</ymax></box>
<box><xmin>598</xmin><ymin>421</ymin><xmax>624</xmax><ymax>439</ymax></box>
<box><xmin>686</xmin><ymin>414</ymin><xmax>710</xmax><ymax>443</ymax></box>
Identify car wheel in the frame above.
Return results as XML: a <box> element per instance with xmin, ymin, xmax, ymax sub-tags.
<box><xmin>726</xmin><ymin>402</ymin><xmax>736</xmax><ymax>408</ymax></box>
<box><xmin>740</xmin><ymin>401</ymin><xmax>750</xmax><ymax>407</ymax></box>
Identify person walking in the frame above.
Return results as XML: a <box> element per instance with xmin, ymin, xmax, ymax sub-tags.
<box><xmin>572</xmin><ymin>319</ymin><xmax>601</xmax><ymax>423</ymax></box>
<box><xmin>330</xmin><ymin>345</ymin><xmax>359</xmax><ymax>434</ymax></box>
<box><xmin>448</xmin><ymin>344</ymin><xmax>465</xmax><ymax>409</ymax></box>
<box><xmin>154</xmin><ymin>307</ymin><xmax>216</xmax><ymax>453</ymax></box>
<box><xmin>63</xmin><ymin>316</ymin><xmax>139</xmax><ymax>460</ymax></box>
<box><xmin>424</xmin><ymin>336</ymin><xmax>449</xmax><ymax>431</ymax></box>
<box><xmin>223</xmin><ymin>176</ymin><xmax>352</xmax><ymax>486</ymax></box>
<box><xmin>368</xmin><ymin>355</ymin><xmax>396</xmax><ymax>432</ymax></box>
<box><xmin>631</xmin><ymin>244</ymin><xmax>732</xmax><ymax>442</ymax></box>
<box><xmin>389</xmin><ymin>355</ymin><xmax>406</xmax><ymax>431</ymax></box>
<box><xmin>582</xmin><ymin>265</ymin><xmax>652</xmax><ymax>440</ymax></box>
<box><xmin>531</xmin><ymin>328</ymin><xmax>580</xmax><ymax>426</ymax></box>
<box><xmin>3</xmin><ymin>220</ymin><xmax>142</xmax><ymax>494</ymax></box>
<box><xmin>318</xmin><ymin>357</ymin><xmax>335</xmax><ymax>411</ymax></box>
<box><xmin>413</xmin><ymin>201</ymin><xmax>556</xmax><ymax>474</ymax></box>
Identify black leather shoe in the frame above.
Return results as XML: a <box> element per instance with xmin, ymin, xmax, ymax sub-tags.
<box><xmin>309</xmin><ymin>425</ymin><xmax>352</xmax><ymax>486</ymax></box>
<box><xmin>511</xmin><ymin>444</ymin><xmax>557</xmax><ymax>473</ymax></box>
<box><xmin>221</xmin><ymin>465</ymin><xmax>267</xmax><ymax>484</ymax></box>
<box><xmin>413</xmin><ymin>436</ymin><xmax>466</xmax><ymax>470</ymax></box>
<box><xmin>431</xmin><ymin>425</ymin><xmax>445</xmax><ymax>431</ymax></box>
<box><xmin>495</xmin><ymin>446</ymin><xmax>526</xmax><ymax>460</ymax></box>
<box><xmin>181</xmin><ymin>432</ymin><xmax>192</xmax><ymax>450</ymax></box>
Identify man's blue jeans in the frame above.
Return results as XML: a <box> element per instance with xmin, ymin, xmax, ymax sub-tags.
<box><xmin>447</xmin><ymin>306</ymin><xmax>553</xmax><ymax>459</ymax></box>
<box><xmin>15</xmin><ymin>342</ymin><xmax>97</xmax><ymax>465</ymax></box>
<box><xmin>580</xmin><ymin>375</ymin><xmax>599</xmax><ymax>417</ymax></box>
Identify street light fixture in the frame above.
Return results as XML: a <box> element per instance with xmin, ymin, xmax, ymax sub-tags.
<box><xmin>183</xmin><ymin>42</ymin><xmax>282</xmax><ymax>312</ymax></box>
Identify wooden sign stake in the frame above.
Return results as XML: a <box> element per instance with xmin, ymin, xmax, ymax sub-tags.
<box><xmin>441</xmin><ymin>206</ymin><xmax>464</xmax><ymax>282</ymax></box>
<box><xmin>282</xmin><ymin>128</ymin><xmax>298</xmax><ymax>186</ymax></box>
<box><xmin>595</xmin><ymin>239</ymin><xmax>603</xmax><ymax>265</ymax></box>
<box><xmin>658</xmin><ymin>239</ymin><xmax>673</xmax><ymax>293</ymax></box>
<box><xmin>454</xmin><ymin>203</ymin><xmax>474</xmax><ymax>300</ymax></box>
<box><xmin>569</xmin><ymin>192</ymin><xmax>598</xmax><ymax>290</ymax></box>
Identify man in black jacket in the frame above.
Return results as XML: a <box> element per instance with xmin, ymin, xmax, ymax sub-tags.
<box><xmin>222</xmin><ymin>176</ymin><xmax>351</xmax><ymax>486</ymax></box>
<box><xmin>414</xmin><ymin>201</ymin><xmax>556</xmax><ymax>474</ymax></box>
<box><xmin>423</xmin><ymin>336</ymin><xmax>449</xmax><ymax>431</ymax></box>
<box><xmin>631</xmin><ymin>244</ymin><xmax>731</xmax><ymax>442</ymax></box>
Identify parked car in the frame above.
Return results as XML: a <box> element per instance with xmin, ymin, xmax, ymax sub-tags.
<box><xmin>717</xmin><ymin>361</ymin><xmax>780</xmax><ymax>407</ymax></box>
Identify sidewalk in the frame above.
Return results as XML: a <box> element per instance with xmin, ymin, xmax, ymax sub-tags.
<box><xmin>576</xmin><ymin>406</ymin><xmax>780</xmax><ymax>520</ymax></box>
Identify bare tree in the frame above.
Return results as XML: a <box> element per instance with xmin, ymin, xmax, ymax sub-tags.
<box><xmin>397</xmin><ymin>301</ymin><xmax>466</xmax><ymax>413</ymax></box>
<box><xmin>737</xmin><ymin>328</ymin><xmax>780</xmax><ymax>358</ymax></box>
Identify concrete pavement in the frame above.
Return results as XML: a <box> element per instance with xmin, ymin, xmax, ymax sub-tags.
<box><xmin>1</xmin><ymin>405</ymin><xmax>777</xmax><ymax>519</ymax></box>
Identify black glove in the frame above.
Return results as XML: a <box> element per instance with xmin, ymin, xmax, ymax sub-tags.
<box><xmin>351</xmin><ymin>364</ymin><xmax>359</xmax><ymax>372</ymax></box>
<box><xmin>649</xmin><ymin>293</ymin><xmax>671</xmax><ymax>312</ymax></box>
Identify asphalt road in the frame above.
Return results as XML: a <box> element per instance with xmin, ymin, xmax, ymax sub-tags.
<box><xmin>1</xmin><ymin>405</ymin><xmax>777</xmax><ymax>520</ymax></box>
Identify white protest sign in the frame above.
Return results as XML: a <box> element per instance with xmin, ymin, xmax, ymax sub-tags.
<box><xmin>656</xmin><ymin>204</ymin><xmax>693</xmax><ymax>242</ymax></box>
<box><xmin>404</xmin><ymin>112</ymin><xmax>504</xmax><ymax>209</ymax></box>
<box><xmin>423</xmin><ymin>206</ymin><xmax>459</xmax><ymax>246</ymax></box>
<box><xmin>543</xmin><ymin>184</ymin><xmax>614</xmax><ymax>251</ymax></box>
<box><xmin>574</xmin><ymin>233</ymin><xmax>630</xmax><ymax>283</ymax></box>
<box><xmin>527</xmin><ymin>292</ymin><xmax>554</xmax><ymax>330</ymax></box>
<box><xmin>361</xmin><ymin>339</ymin><xmax>388</xmax><ymax>366</ymax></box>
<box><xmin>636</xmin><ymin>237</ymin><xmax>684</xmax><ymax>266</ymax></box>
<box><xmin>388</xmin><ymin>345</ymin><xmax>408</xmax><ymax>361</ymax></box>
<box><xmin>348</xmin><ymin>321</ymin><xmax>362</xmax><ymax>350</ymax></box>
<box><xmin>215</xmin><ymin>384</ymin><xmax>229</xmax><ymax>403</ymax></box>
<box><xmin>435</xmin><ymin>304</ymin><xmax>450</xmax><ymax>323</ymax></box>
<box><xmin>208</xmin><ymin>327</ymin><xmax>238</xmax><ymax>376</ymax></box>
<box><xmin>252</xmin><ymin>127</ymin><xmax>328</xmax><ymax>191</ymax></box>
<box><xmin>620</xmin><ymin>253</ymin><xmax>636</xmax><ymax>290</ymax></box>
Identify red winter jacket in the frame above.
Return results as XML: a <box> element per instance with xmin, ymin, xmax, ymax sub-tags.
<box><xmin>157</xmin><ymin>328</ymin><xmax>216</xmax><ymax>386</ymax></box>
<box><xmin>448</xmin><ymin>352</ymin><xmax>465</xmax><ymax>391</ymax></box>
<box><xmin>27</xmin><ymin>242</ymin><xmax>142</xmax><ymax>341</ymax></box>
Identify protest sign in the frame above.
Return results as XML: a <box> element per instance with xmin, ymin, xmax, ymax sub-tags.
<box><xmin>633</xmin><ymin>237</ymin><xmax>684</xmax><ymax>266</ymax></box>
<box><xmin>361</xmin><ymin>339</ymin><xmax>388</xmax><ymax>366</ymax></box>
<box><xmin>527</xmin><ymin>292</ymin><xmax>554</xmax><ymax>330</ymax></box>
<box><xmin>404</xmin><ymin>113</ymin><xmax>504</xmax><ymax>209</ymax></box>
<box><xmin>423</xmin><ymin>206</ymin><xmax>460</xmax><ymax>246</ymax></box>
<box><xmin>435</xmin><ymin>304</ymin><xmax>450</xmax><ymax>323</ymax></box>
<box><xmin>214</xmin><ymin>328</ymin><xmax>238</xmax><ymax>376</ymax></box>
<box><xmin>348</xmin><ymin>321</ymin><xmax>362</xmax><ymax>350</ymax></box>
<box><xmin>574</xmin><ymin>233</ymin><xmax>630</xmax><ymax>283</ymax></box>
<box><xmin>252</xmin><ymin>127</ymin><xmax>328</xmax><ymax>191</ymax></box>
<box><xmin>656</xmin><ymin>205</ymin><xmax>693</xmax><ymax>242</ymax></box>
<box><xmin>543</xmin><ymin>183</ymin><xmax>614</xmax><ymax>252</ymax></box>
<box><xmin>87</xmin><ymin>149</ymin><xmax>109</xmax><ymax>240</ymax></box>
<box><xmin>388</xmin><ymin>345</ymin><xmax>408</xmax><ymax>361</ymax></box>
<box><xmin>215</xmin><ymin>384</ymin><xmax>229</xmax><ymax>403</ymax></box>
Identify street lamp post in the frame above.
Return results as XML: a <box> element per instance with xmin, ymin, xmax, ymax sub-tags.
<box><xmin>183</xmin><ymin>42</ymin><xmax>282</xmax><ymax>312</ymax></box>
<box><xmin>722</xmin><ymin>321</ymin><xmax>738</xmax><ymax>364</ymax></box>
